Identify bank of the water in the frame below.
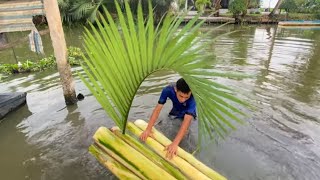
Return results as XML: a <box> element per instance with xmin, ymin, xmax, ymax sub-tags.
<box><xmin>218</xmin><ymin>13</ymin><xmax>320</xmax><ymax>24</ymax></box>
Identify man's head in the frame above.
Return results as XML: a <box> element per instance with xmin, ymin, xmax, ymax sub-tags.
<box><xmin>175</xmin><ymin>78</ymin><xmax>192</xmax><ymax>103</ymax></box>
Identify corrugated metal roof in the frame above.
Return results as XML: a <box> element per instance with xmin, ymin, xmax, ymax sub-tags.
<box><xmin>0</xmin><ymin>0</ymin><xmax>44</xmax><ymax>33</ymax></box>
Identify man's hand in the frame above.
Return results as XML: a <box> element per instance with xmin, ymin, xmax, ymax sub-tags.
<box><xmin>140</xmin><ymin>104</ymin><xmax>163</xmax><ymax>142</ymax></box>
<box><xmin>140</xmin><ymin>129</ymin><xmax>153</xmax><ymax>142</ymax></box>
<box><xmin>165</xmin><ymin>142</ymin><xmax>179</xmax><ymax>159</ymax></box>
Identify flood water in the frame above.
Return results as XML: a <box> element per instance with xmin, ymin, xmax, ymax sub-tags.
<box><xmin>0</xmin><ymin>25</ymin><xmax>320</xmax><ymax>180</ymax></box>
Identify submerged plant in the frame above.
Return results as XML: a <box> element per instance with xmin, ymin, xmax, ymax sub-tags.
<box><xmin>0</xmin><ymin>47</ymin><xmax>83</xmax><ymax>74</ymax></box>
<box><xmin>80</xmin><ymin>0</ymin><xmax>250</xmax><ymax>144</ymax></box>
<box><xmin>195</xmin><ymin>0</ymin><xmax>211</xmax><ymax>13</ymax></box>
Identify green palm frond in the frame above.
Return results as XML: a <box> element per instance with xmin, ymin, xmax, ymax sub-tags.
<box><xmin>79</xmin><ymin>0</ymin><xmax>250</xmax><ymax>144</ymax></box>
<box><xmin>58</xmin><ymin>0</ymin><xmax>70</xmax><ymax>9</ymax></box>
<box><xmin>58</xmin><ymin>0</ymin><xmax>71</xmax><ymax>22</ymax></box>
<box><xmin>70</xmin><ymin>0</ymin><xmax>103</xmax><ymax>22</ymax></box>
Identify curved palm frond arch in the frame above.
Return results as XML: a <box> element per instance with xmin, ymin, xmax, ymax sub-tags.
<box><xmin>79</xmin><ymin>0</ymin><xmax>250</xmax><ymax>144</ymax></box>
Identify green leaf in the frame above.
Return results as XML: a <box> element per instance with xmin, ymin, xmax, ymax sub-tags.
<box><xmin>80</xmin><ymin>1</ymin><xmax>251</xmax><ymax>140</ymax></box>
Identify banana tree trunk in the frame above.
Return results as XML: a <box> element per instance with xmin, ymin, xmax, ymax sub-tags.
<box><xmin>269</xmin><ymin>0</ymin><xmax>284</xmax><ymax>17</ymax></box>
<box><xmin>89</xmin><ymin>145</ymin><xmax>141</xmax><ymax>179</ymax></box>
<box><xmin>90</xmin><ymin>121</ymin><xmax>227</xmax><ymax>179</ymax></box>
<box><xmin>110</xmin><ymin>127</ymin><xmax>187</xmax><ymax>180</ymax></box>
<box><xmin>92</xmin><ymin>127</ymin><xmax>177</xmax><ymax>179</ymax></box>
<box><xmin>127</xmin><ymin>122</ymin><xmax>212</xmax><ymax>180</ymax></box>
<box><xmin>131</xmin><ymin>119</ymin><xmax>227</xmax><ymax>180</ymax></box>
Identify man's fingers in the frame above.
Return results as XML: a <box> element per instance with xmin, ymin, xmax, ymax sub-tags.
<box><xmin>150</xmin><ymin>132</ymin><xmax>155</xmax><ymax>138</ymax></box>
<box><xmin>140</xmin><ymin>131</ymin><xmax>150</xmax><ymax>142</ymax></box>
<box><xmin>168</xmin><ymin>151</ymin><xmax>173</xmax><ymax>159</ymax></box>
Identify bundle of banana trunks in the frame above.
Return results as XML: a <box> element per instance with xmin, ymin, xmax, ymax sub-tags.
<box><xmin>90</xmin><ymin>119</ymin><xmax>227</xmax><ymax>180</ymax></box>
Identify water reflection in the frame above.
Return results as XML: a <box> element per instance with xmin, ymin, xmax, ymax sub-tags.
<box><xmin>208</xmin><ymin>25</ymin><xmax>320</xmax><ymax>180</ymax></box>
<box><xmin>289</xmin><ymin>31</ymin><xmax>320</xmax><ymax>104</ymax></box>
<box><xmin>0</xmin><ymin>26</ymin><xmax>85</xmax><ymax>64</ymax></box>
<box><xmin>0</xmin><ymin>103</ymin><xmax>35</xmax><ymax>179</ymax></box>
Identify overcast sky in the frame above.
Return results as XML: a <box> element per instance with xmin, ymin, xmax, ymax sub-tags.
<box><xmin>260</xmin><ymin>0</ymin><xmax>278</xmax><ymax>8</ymax></box>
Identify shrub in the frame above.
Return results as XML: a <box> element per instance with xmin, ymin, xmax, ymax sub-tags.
<box><xmin>195</xmin><ymin>0</ymin><xmax>211</xmax><ymax>13</ymax></box>
<box><xmin>229</xmin><ymin>0</ymin><xmax>246</xmax><ymax>17</ymax></box>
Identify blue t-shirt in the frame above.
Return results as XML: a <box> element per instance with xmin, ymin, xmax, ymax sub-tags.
<box><xmin>158</xmin><ymin>84</ymin><xmax>197</xmax><ymax>119</ymax></box>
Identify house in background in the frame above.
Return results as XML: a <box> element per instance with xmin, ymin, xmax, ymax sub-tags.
<box><xmin>220</xmin><ymin>0</ymin><xmax>230</xmax><ymax>8</ymax></box>
<box><xmin>219</xmin><ymin>0</ymin><xmax>262</xmax><ymax>14</ymax></box>
<box><xmin>219</xmin><ymin>0</ymin><xmax>230</xmax><ymax>14</ymax></box>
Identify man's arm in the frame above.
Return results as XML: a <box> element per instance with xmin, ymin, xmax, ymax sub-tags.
<box><xmin>140</xmin><ymin>104</ymin><xmax>163</xmax><ymax>141</ymax></box>
<box><xmin>165</xmin><ymin>114</ymin><xmax>193</xmax><ymax>159</ymax></box>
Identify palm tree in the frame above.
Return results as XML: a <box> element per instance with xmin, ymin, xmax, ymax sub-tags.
<box><xmin>57</xmin><ymin>0</ymin><xmax>71</xmax><ymax>22</ymax></box>
<box><xmin>69</xmin><ymin>0</ymin><xmax>105</xmax><ymax>23</ymax></box>
<box><xmin>80</xmin><ymin>1</ymin><xmax>249</xmax><ymax>144</ymax></box>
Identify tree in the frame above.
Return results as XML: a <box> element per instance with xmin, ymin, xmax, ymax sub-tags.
<box><xmin>305</xmin><ymin>0</ymin><xmax>320</xmax><ymax>13</ymax></box>
<box><xmin>269</xmin><ymin>0</ymin><xmax>284</xmax><ymax>17</ymax></box>
<box><xmin>279</xmin><ymin>0</ymin><xmax>297</xmax><ymax>14</ymax></box>
<box><xmin>213</xmin><ymin>0</ymin><xmax>222</xmax><ymax>16</ymax></box>
<box><xmin>57</xmin><ymin>0</ymin><xmax>176</xmax><ymax>24</ymax></box>
<box><xmin>229</xmin><ymin>0</ymin><xmax>247</xmax><ymax>18</ymax></box>
<box><xmin>195</xmin><ymin>0</ymin><xmax>211</xmax><ymax>13</ymax></box>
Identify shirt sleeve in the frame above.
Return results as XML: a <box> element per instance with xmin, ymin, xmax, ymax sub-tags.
<box><xmin>186</xmin><ymin>96</ymin><xmax>197</xmax><ymax>118</ymax></box>
<box><xmin>158</xmin><ymin>86</ymin><xmax>170</xmax><ymax>104</ymax></box>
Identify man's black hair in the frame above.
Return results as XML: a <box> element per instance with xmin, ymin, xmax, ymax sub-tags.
<box><xmin>176</xmin><ymin>78</ymin><xmax>191</xmax><ymax>93</ymax></box>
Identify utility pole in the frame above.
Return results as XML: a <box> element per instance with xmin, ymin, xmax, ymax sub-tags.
<box><xmin>43</xmin><ymin>0</ymin><xmax>77</xmax><ymax>105</ymax></box>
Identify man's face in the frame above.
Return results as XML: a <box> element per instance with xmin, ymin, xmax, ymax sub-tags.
<box><xmin>175</xmin><ymin>90</ymin><xmax>191</xmax><ymax>103</ymax></box>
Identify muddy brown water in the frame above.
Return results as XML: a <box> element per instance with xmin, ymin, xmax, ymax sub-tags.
<box><xmin>0</xmin><ymin>25</ymin><xmax>319</xmax><ymax>180</ymax></box>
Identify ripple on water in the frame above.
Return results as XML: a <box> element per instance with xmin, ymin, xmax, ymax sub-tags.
<box><xmin>0</xmin><ymin>25</ymin><xmax>320</xmax><ymax>180</ymax></box>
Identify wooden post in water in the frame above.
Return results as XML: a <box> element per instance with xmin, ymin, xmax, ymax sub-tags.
<box><xmin>43</xmin><ymin>0</ymin><xmax>77</xmax><ymax>105</ymax></box>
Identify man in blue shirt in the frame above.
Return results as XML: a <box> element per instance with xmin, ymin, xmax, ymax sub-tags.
<box><xmin>140</xmin><ymin>78</ymin><xmax>196</xmax><ymax>159</ymax></box>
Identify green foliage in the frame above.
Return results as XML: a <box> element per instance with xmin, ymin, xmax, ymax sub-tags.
<box><xmin>305</xmin><ymin>0</ymin><xmax>320</xmax><ymax>11</ymax></box>
<box><xmin>229</xmin><ymin>0</ymin><xmax>247</xmax><ymax>17</ymax></box>
<box><xmin>248</xmin><ymin>0</ymin><xmax>260</xmax><ymax>9</ymax></box>
<box><xmin>281</xmin><ymin>13</ymin><xmax>318</xmax><ymax>20</ymax></box>
<box><xmin>57</xmin><ymin>0</ymin><xmax>175</xmax><ymax>24</ymax></box>
<box><xmin>69</xmin><ymin>0</ymin><xmax>104</xmax><ymax>23</ymax></box>
<box><xmin>58</xmin><ymin>0</ymin><xmax>71</xmax><ymax>22</ymax></box>
<box><xmin>0</xmin><ymin>47</ymin><xmax>83</xmax><ymax>74</ymax></box>
<box><xmin>294</xmin><ymin>0</ymin><xmax>320</xmax><ymax>13</ymax></box>
<box><xmin>280</xmin><ymin>0</ymin><xmax>297</xmax><ymax>12</ymax></box>
<box><xmin>128</xmin><ymin>0</ymin><xmax>176</xmax><ymax>23</ymax></box>
<box><xmin>195</xmin><ymin>0</ymin><xmax>211</xmax><ymax>13</ymax></box>
<box><xmin>80</xmin><ymin>1</ymin><xmax>250</xmax><ymax>143</ymax></box>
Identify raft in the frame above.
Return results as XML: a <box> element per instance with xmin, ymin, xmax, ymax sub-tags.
<box><xmin>0</xmin><ymin>92</ymin><xmax>27</xmax><ymax>119</ymax></box>
<box><xmin>278</xmin><ymin>20</ymin><xmax>320</xmax><ymax>26</ymax></box>
<box><xmin>90</xmin><ymin>119</ymin><xmax>227</xmax><ymax>180</ymax></box>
